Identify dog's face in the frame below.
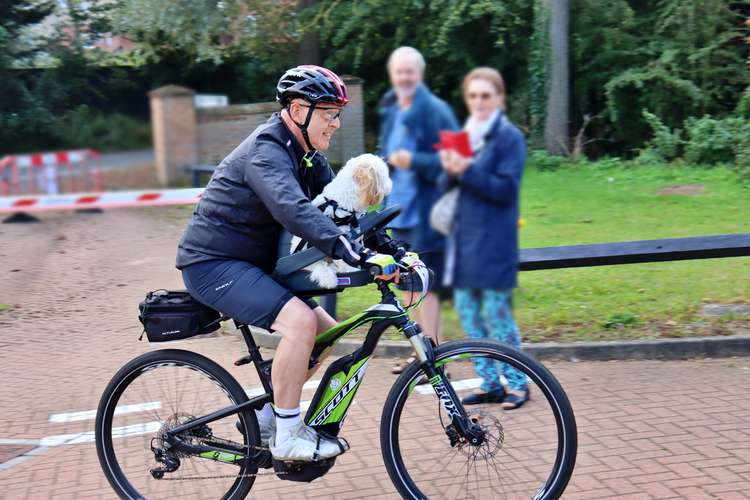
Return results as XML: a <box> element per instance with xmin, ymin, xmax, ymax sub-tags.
<box><xmin>352</xmin><ymin>154</ymin><xmax>392</xmax><ymax>209</ymax></box>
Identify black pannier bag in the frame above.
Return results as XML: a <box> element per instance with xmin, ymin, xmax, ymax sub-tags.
<box><xmin>138</xmin><ymin>290</ymin><xmax>221</xmax><ymax>342</ymax></box>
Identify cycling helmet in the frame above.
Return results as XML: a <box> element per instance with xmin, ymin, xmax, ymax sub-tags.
<box><xmin>276</xmin><ymin>65</ymin><xmax>349</xmax><ymax>107</ymax></box>
<box><xmin>276</xmin><ymin>65</ymin><xmax>348</xmax><ymax>151</ymax></box>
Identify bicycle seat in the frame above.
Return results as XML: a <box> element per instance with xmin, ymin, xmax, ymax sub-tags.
<box><xmin>273</xmin><ymin>205</ymin><xmax>401</xmax><ymax>277</ymax></box>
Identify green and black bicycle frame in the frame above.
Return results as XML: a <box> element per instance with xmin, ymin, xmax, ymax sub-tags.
<box><xmin>161</xmin><ymin>280</ymin><xmax>485</xmax><ymax>469</ymax></box>
<box><xmin>303</xmin><ymin>280</ymin><xmax>484</xmax><ymax>447</ymax></box>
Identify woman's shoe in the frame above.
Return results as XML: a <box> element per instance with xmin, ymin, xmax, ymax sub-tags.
<box><xmin>501</xmin><ymin>387</ymin><xmax>530</xmax><ymax>410</ymax></box>
<box><xmin>461</xmin><ymin>388</ymin><xmax>506</xmax><ymax>405</ymax></box>
<box><xmin>391</xmin><ymin>356</ymin><xmax>416</xmax><ymax>374</ymax></box>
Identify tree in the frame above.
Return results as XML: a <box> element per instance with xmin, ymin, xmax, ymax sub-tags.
<box><xmin>543</xmin><ymin>0</ymin><xmax>569</xmax><ymax>155</ymax></box>
<box><xmin>298</xmin><ymin>0</ymin><xmax>320</xmax><ymax>64</ymax></box>
<box><xmin>110</xmin><ymin>0</ymin><xmax>297</xmax><ymax>69</ymax></box>
<box><xmin>313</xmin><ymin>0</ymin><xmax>532</xmax><ymax>145</ymax></box>
<box><xmin>0</xmin><ymin>1</ymin><xmax>56</xmax><ymax>153</ymax></box>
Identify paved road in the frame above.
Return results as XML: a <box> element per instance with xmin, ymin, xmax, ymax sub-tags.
<box><xmin>99</xmin><ymin>149</ymin><xmax>155</xmax><ymax>171</ymax></box>
<box><xmin>0</xmin><ymin>209</ymin><xmax>749</xmax><ymax>499</ymax></box>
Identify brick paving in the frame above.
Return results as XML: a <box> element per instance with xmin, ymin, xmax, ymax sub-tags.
<box><xmin>0</xmin><ymin>208</ymin><xmax>749</xmax><ymax>499</ymax></box>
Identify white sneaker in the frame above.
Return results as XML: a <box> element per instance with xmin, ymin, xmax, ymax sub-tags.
<box><xmin>236</xmin><ymin>419</ymin><xmax>275</xmax><ymax>447</ymax></box>
<box><xmin>270</xmin><ymin>423</ymin><xmax>348</xmax><ymax>461</ymax></box>
<box><xmin>260</xmin><ymin>419</ymin><xmax>275</xmax><ymax>447</ymax></box>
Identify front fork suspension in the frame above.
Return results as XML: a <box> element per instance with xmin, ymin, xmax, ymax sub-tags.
<box><xmin>403</xmin><ymin>322</ymin><xmax>485</xmax><ymax>446</ymax></box>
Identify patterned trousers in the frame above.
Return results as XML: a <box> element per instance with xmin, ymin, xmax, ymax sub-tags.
<box><xmin>454</xmin><ymin>288</ymin><xmax>528</xmax><ymax>392</ymax></box>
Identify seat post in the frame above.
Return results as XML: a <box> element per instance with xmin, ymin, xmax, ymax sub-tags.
<box><xmin>236</xmin><ymin>322</ymin><xmax>274</xmax><ymax>395</ymax></box>
<box><xmin>241</xmin><ymin>322</ymin><xmax>263</xmax><ymax>361</ymax></box>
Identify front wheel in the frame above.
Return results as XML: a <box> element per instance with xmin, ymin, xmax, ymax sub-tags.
<box><xmin>381</xmin><ymin>340</ymin><xmax>577</xmax><ymax>499</ymax></box>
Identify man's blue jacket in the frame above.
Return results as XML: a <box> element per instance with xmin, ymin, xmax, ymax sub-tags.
<box><xmin>378</xmin><ymin>84</ymin><xmax>459</xmax><ymax>252</ymax></box>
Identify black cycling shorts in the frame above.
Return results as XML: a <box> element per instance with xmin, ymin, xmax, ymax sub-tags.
<box><xmin>181</xmin><ymin>259</ymin><xmax>318</xmax><ymax>331</ymax></box>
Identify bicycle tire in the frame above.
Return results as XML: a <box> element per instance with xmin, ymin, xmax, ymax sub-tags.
<box><xmin>95</xmin><ymin>349</ymin><xmax>260</xmax><ymax>499</ymax></box>
<box><xmin>380</xmin><ymin>339</ymin><xmax>577</xmax><ymax>499</ymax></box>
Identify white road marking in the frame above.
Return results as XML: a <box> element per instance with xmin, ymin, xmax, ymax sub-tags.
<box><xmin>0</xmin><ymin>438</ymin><xmax>41</xmax><ymax>445</ymax></box>
<box><xmin>0</xmin><ymin>378</ymin><xmax>327</xmax><ymax>457</ymax></box>
<box><xmin>49</xmin><ymin>402</ymin><xmax>161</xmax><ymax>423</ymax></box>
<box><xmin>0</xmin><ymin>446</ymin><xmax>49</xmax><ymax>472</ymax></box>
<box><xmin>39</xmin><ymin>421</ymin><xmax>162</xmax><ymax>447</ymax></box>
<box><xmin>414</xmin><ymin>377</ymin><xmax>483</xmax><ymax>394</ymax></box>
<box><xmin>42</xmin><ymin>380</ymin><xmax>321</xmax><ymax>425</ymax></box>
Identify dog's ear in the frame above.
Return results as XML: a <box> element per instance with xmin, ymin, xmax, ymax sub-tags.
<box><xmin>353</xmin><ymin>162</ymin><xmax>383</xmax><ymax>208</ymax></box>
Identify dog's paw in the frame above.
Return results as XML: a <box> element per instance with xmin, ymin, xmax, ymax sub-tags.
<box><xmin>308</xmin><ymin>262</ymin><xmax>339</xmax><ymax>289</ymax></box>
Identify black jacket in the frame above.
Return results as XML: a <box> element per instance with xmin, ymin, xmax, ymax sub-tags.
<box><xmin>176</xmin><ymin>113</ymin><xmax>346</xmax><ymax>274</ymax></box>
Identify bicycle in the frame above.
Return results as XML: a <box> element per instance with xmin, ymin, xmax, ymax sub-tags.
<box><xmin>95</xmin><ymin>206</ymin><xmax>577</xmax><ymax>499</ymax></box>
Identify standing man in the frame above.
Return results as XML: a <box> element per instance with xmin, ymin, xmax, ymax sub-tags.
<box><xmin>379</xmin><ymin>47</ymin><xmax>459</xmax><ymax>374</ymax></box>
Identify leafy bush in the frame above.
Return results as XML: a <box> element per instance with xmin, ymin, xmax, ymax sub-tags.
<box><xmin>641</xmin><ymin>109</ymin><xmax>682</xmax><ymax>161</ymax></box>
<box><xmin>737</xmin><ymin>87</ymin><xmax>750</xmax><ymax>118</ymax></box>
<box><xmin>527</xmin><ymin>149</ymin><xmax>568</xmax><ymax>170</ymax></box>
<box><xmin>683</xmin><ymin>116</ymin><xmax>750</xmax><ymax>166</ymax></box>
<box><xmin>736</xmin><ymin>134</ymin><xmax>750</xmax><ymax>178</ymax></box>
<box><xmin>59</xmin><ymin>105</ymin><xmax>151</xmax><ymax>152</ymax></box>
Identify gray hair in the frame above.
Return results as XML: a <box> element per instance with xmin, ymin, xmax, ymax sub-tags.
<box><xmin>387</xmin><ymin>46</ymin><xmax>426</xmax><ymax>73</ymax></box>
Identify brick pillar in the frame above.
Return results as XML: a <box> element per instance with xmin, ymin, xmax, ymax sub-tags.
<box><xmin>148</xmin><ymin>85</ymin><xmax>198</xmax><ymax>186</ymax></box>
<box><xmin>327</xmin><ymin>76</ymin><xmax>365</xmax><ymax>166</ymax></box>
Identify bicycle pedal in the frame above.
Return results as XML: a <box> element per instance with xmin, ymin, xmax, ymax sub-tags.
<box><xmin>271</xmin><ymin>456</ymin><xmax>337</xmax><ymax>483</ymax></box>
<box><xmin>234</xmin><ymin>355</ymin><xmax>252</xmax><ymax>366</ymax></box>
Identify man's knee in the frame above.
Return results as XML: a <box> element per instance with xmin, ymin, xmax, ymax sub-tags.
<box><xmin>273</xmin><ymin>299</ymin><xmax>317</xmax><ymax>346</ymax></box>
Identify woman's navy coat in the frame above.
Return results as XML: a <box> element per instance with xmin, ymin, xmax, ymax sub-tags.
<box><xmin>442</xmin><ymin>113</ymin><xmax>526</xmax><ymax>290</ymax></box>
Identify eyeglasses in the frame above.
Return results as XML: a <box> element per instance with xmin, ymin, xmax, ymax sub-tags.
<box><xmin>298</xmin><ymin>104</ymin><xmax>342</xmax><ymax>123</ymax></box>
<box><xmin>467</xmin><ymin>92</ymin><xmax>494</xmax><ymax>100</ymax></box>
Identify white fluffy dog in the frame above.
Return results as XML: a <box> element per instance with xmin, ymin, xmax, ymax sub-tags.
<box><xmin>290</xmin><ymin>153</ymin><xmax>392</xmax><ymax>288</ymax></box>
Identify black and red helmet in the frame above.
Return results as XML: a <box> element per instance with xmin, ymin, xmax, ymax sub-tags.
<box><xmin>276</xmin><ymin>65</ymin><xmax>349</xmax><ymax>107</ymax></box>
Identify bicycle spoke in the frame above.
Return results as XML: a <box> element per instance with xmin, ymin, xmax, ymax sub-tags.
<box><xmin>384</xmin><ymin>343</ymin><xmax>576</xmax><ymax>499</ymax></box>
<box><xmin>100</xmin><ymin>355</ymin><xmax>257</xmax><ymax>499</ymax></box>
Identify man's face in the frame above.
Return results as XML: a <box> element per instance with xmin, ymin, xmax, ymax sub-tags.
<box><xmin>388</xmin><ymin>55</ymin><xmax>422</xmax><ymax>99</ymax></box>
<box><xmin>289</xmin><ymin>100</ymin><xmax>343</xmax><ymax>151</ymax></box>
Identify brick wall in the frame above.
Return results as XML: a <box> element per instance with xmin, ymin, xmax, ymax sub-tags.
<box><xmin>196</xmin><ymin>102</ymin><xmax>278</xmax><ymax>165</ymax></box>
<box><xmin>150</xmin><ymin>78</ymin><xmax>365</xmax><ymax>185</ymax></box>
<box><xmin>195</xmin><ymin>76</ymin><xmax>365</xmax><ymax>167</ymax></box>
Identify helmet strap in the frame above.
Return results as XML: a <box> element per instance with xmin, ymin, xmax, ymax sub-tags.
<box><xmin>286</xmin><ymin>101</ymin><xmax>317</xmax><ymax>151</ymax></box>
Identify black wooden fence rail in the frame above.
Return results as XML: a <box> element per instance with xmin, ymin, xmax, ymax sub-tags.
<box><xmin>519</xmin><ymin>233</ymin><xmax>750</xmax><ymax>271</ymax></box>
<box><xmin>320</xmin><ymin>233</ymin><xmax>750</xmax><ymax>318</ymax></box>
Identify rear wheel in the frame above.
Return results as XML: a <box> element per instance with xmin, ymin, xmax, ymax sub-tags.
<box><xmin>95</xmin><ymin>349</ymin><xmax>260</xmax><ymax>499</ymax></box>
<box><xmin>380</xmin><ymin>340</ymin><xmax>577</xmax><ymax>499</ymax></box>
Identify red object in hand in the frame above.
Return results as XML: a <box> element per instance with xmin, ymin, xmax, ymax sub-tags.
<box><xmin>434</xmin><ymin>130</ymin><xmax>473</xmax><ymax>157</ymax></box>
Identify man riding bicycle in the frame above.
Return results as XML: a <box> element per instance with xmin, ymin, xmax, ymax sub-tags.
<box><xmin>176</xmin><ymin>65</ymin><xmax>400</xmax><ymax>463</ymax></box>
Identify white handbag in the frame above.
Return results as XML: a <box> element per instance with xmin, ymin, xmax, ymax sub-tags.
<box><xmin>429</xmin><ymin>187</ymin><xmax>459</xmax><ymax>236</ymax></box>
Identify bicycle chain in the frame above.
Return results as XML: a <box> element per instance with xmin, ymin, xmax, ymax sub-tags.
<box><xmin>157</xmin><ymin>443</ymin><xmax>288</xmax><ymax>481</ymax></box>
<box><xmin>160</xmin><ymin>470</ymin><xmax>284</xmax><ymax>480</ymax></box>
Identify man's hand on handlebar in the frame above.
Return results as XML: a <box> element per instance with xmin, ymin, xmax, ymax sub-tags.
<box><xmin>363</xmin><ymin>253</ymin><xmax>400</xmax><ymax>283</ymax></box>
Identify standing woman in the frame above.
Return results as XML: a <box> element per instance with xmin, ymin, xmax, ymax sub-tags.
<box><xmin>438</xmin><ymin>67</ymin><xmax>529</xmax><ymax>409</ymax></box>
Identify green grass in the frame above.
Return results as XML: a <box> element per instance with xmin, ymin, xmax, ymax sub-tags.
<box><xmin>338</xmin><ymin>161</ymin><xmax>750</xmax><ymax>342</ymax></box>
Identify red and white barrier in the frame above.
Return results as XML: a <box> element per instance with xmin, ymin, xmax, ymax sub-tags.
<box><xmin>0</xmin><ymin>188</ymin><xmax>203</xmax><ymax>214</ymax></box>
<box><xmin>0</xmin><ymin>149</ymin><xmax>102</xmax><ymax>196</ymax></box>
